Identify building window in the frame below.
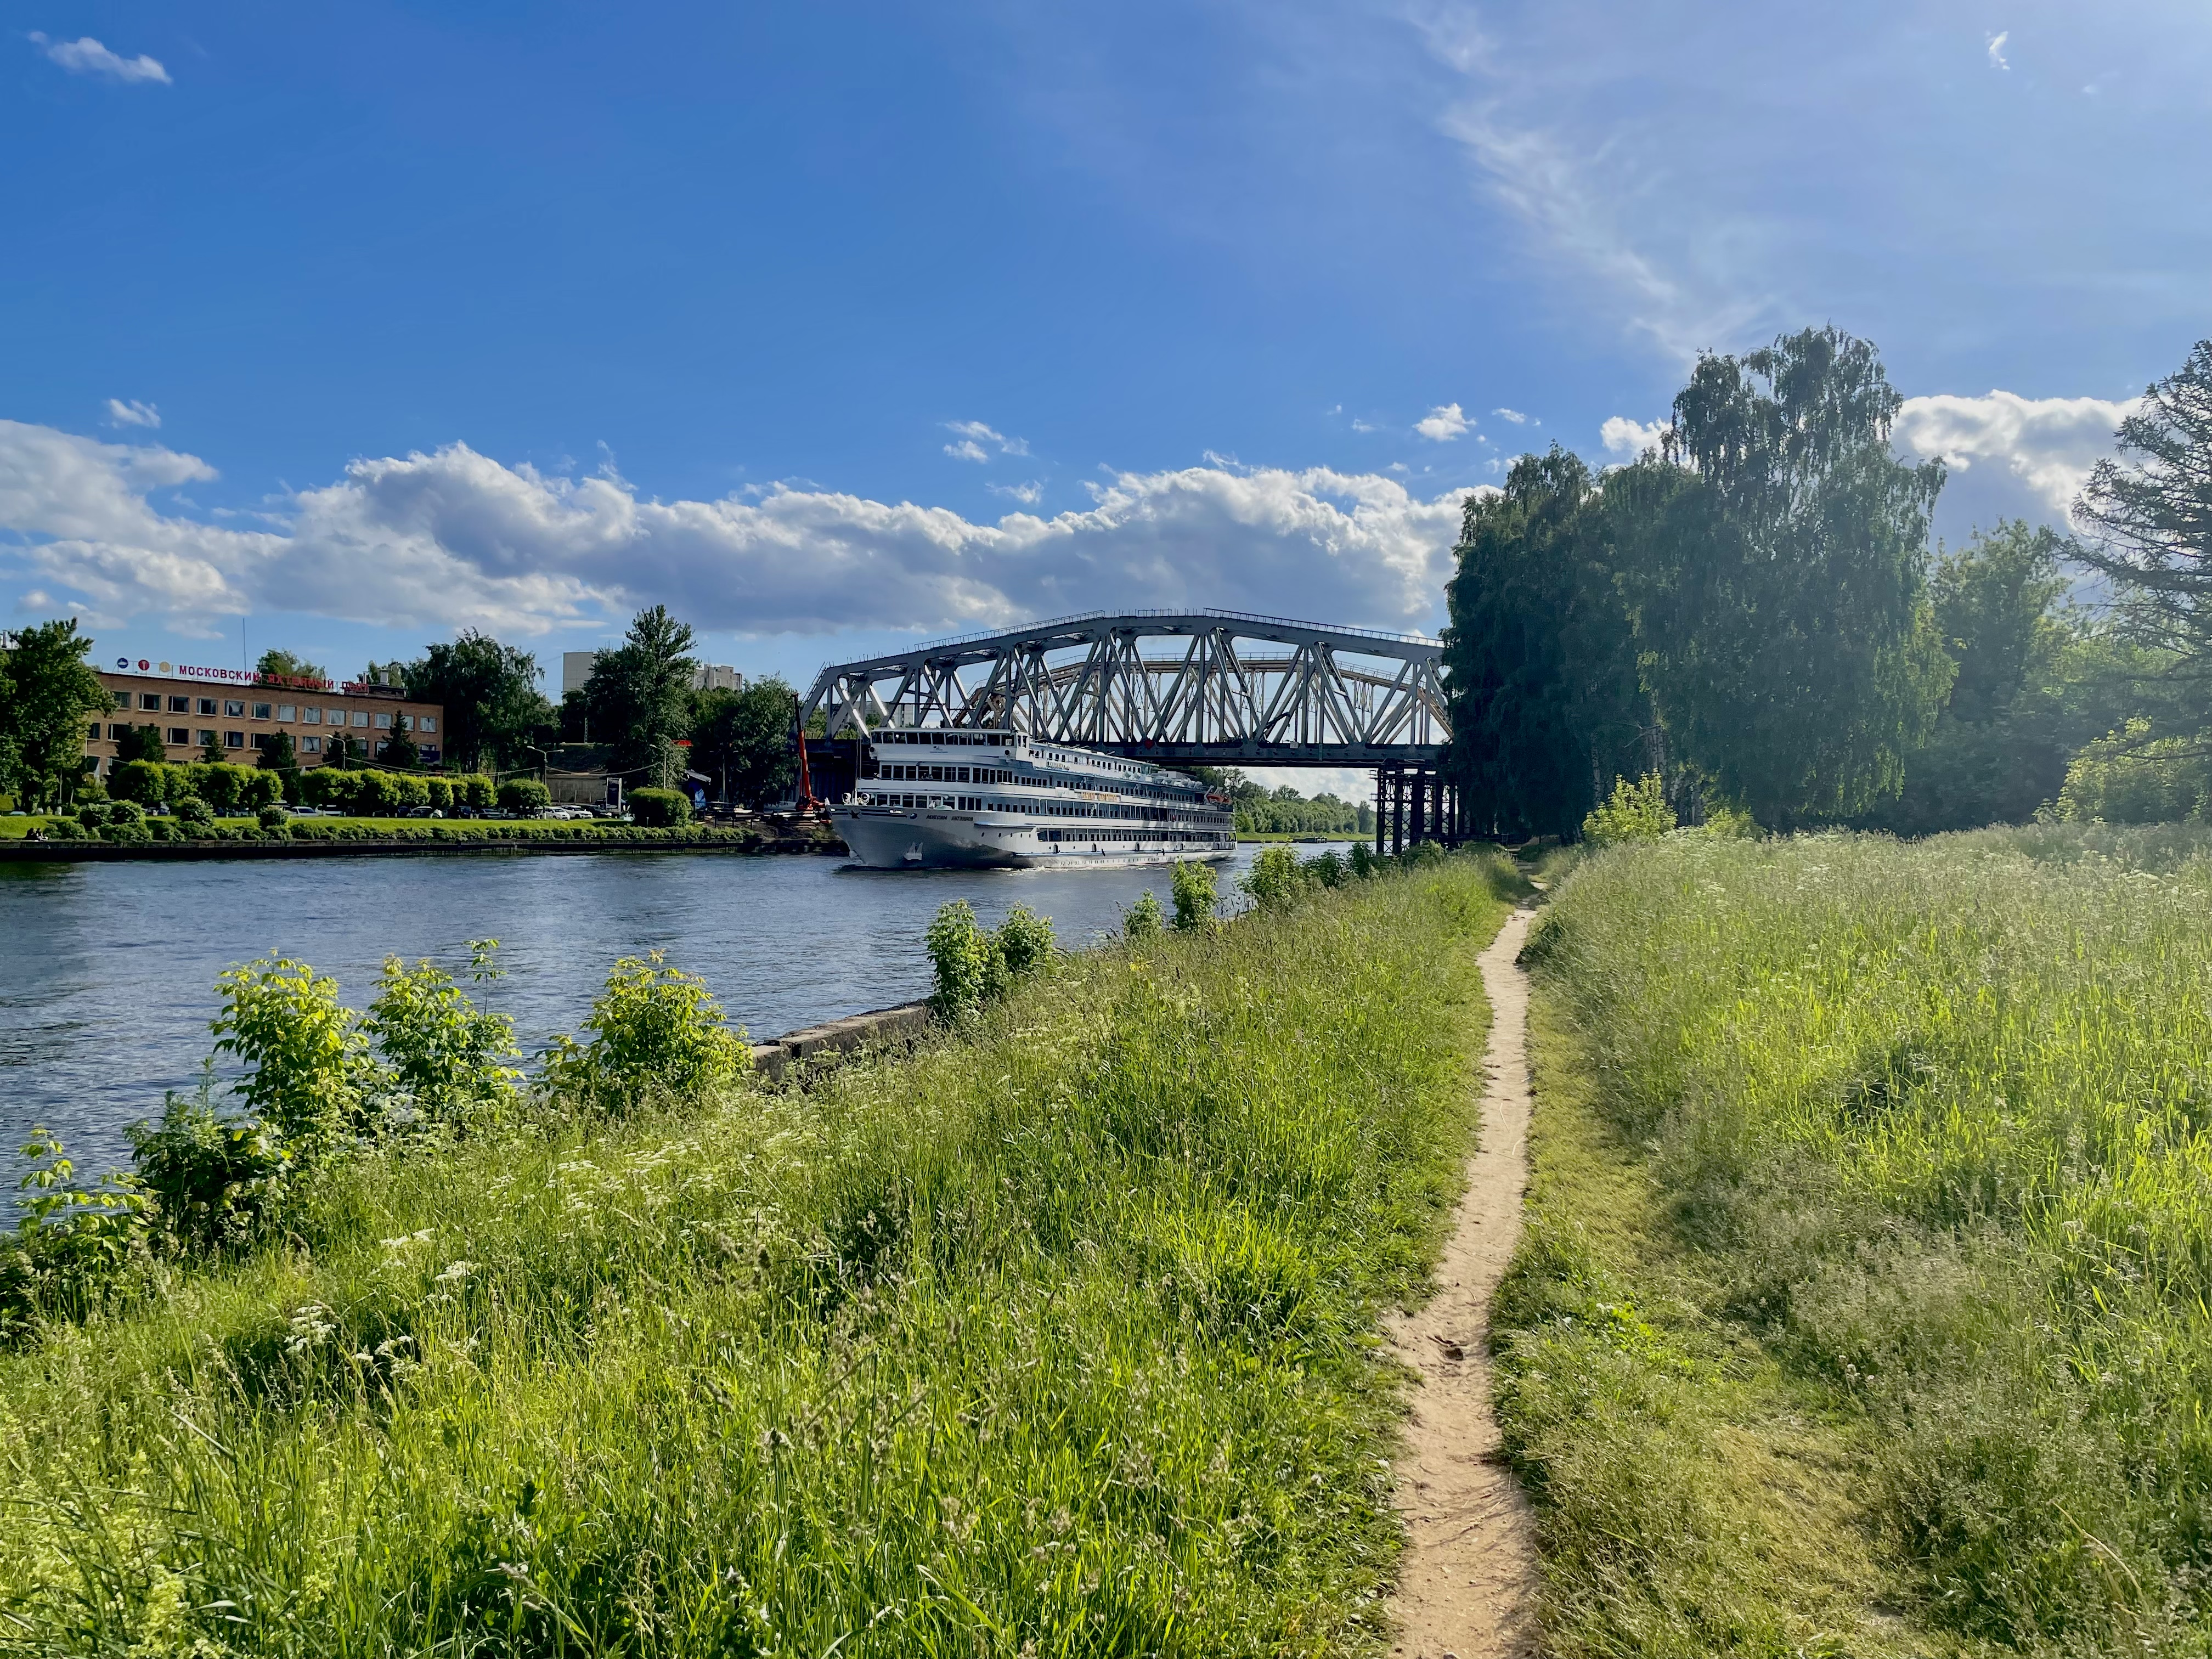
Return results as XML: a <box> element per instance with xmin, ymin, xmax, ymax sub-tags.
<box><xmin>88</xmin><ymin>721</ymin><xmax>103</xmax><ymax>741</ymax></box>
<box><xmin>252</xmin><ymin>733</ymin><xmax>276</xmax><ymax>754</ymax></box>
<box><xmin>351</xmin><ymin>712</ymin><xmax>369</xmax><ymax>728</ymax></box>
<box><xmin>140</xmin><ymin>693</ymin><xmax>161</xmax><ymax>711</ymax></box>
<box><xmin>196</xmin><ymin>730</ymin><xmax>217</xmax><ymax>747</ymax></box>
<box><xmin>302</xmin><ymin>708</ymin><xmax>321</xmax><ymax>725</ymax></box>
<box><xmin>252</xmin><ymin>703</ymin><xmax>272</xmax><ymax>720</ymax></box>
<box><xmin>112</xmin><ymin>690</ymin><xmax>131</xmax><ymax>710</ymax></box>
<box><xmin>302</xmin><ymin>736</ymin><xmax>321</xmax><ymax>754</ymax></box>
<box><xmin>198</xmin><ymin>697</ymin><xmax>216</xmax><ymax>716</ymax></box>
<box><xmin>276</xmin><ymin>704</ymin><xmax>295</xmax><ymax>721</ymax></box>
<box><xmin>166</xmin><ymin>727</ymin><xmax>189</xmax><ymax>745</ymax></box>
<box><xmin>419</xmin><ymin>716</ymin><xmax>436</xmax><ymax>733</ymax></box>
<box><xmin>168</xmin><ymin>696</ymin><xmax>189</xmax><ymax>713</ymax></box>
<box><xmin>375</xmin><ymin>713</ymin><xmax>393</xmax><ymax>729</ymax></box>
<box><xmin>398</xmin><ymin>714</ymin><xmax>413</xmax><ymax>732</ymax></box>
<box><xmin>224</xmin><ymin>700</ymin><xmax>245</xmax><ymax>718</ymax></box>
<box><xmin>224</xmin><ymin>731</ymin><xmax>244</xmax><ymax>749</ymax></box>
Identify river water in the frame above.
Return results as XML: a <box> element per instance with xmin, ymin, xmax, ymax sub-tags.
<box><xmin>1</xmin><ymin>843</ymin><xmax>1325</xmax><ymax>1184</ymax></box>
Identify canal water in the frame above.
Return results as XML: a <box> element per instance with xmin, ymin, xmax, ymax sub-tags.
<box><xmin>1</xmin><ymin>843</ymin><xmax>1331</xmax><ymax>1184</ymax></box>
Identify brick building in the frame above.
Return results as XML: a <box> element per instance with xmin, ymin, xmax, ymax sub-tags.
<box><xmin>87</xmin><ymin>656</ymin><xmax>445</xmax><ymax>779</ymax></box>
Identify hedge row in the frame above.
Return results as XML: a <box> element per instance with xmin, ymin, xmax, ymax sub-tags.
<box><xmin>25</xmin><ymin>819</ymin><xmax>814</xmax><ymax>850</ymax></box>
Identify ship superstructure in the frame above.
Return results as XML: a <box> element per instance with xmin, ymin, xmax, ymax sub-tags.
<box><xmin>833</xmin><ymin>726</ymin><xmax>1234</xmax><ymax>870</ymax></box>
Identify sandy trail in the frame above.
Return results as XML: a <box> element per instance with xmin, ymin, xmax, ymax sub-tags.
<box><xmin>1385</xmin><ymin>904</ymin><xmax>1541</xmax><ymax>1659</ymax></box>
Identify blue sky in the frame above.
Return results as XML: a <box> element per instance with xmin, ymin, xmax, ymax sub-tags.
<box><xmin>5</xmin><ymin>0</ymin><xmax>2208</xmax><ymax>702</ymax></box>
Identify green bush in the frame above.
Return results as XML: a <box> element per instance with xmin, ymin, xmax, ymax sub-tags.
<box><xmin>2055</xmin><ymin>719</ymin><xmax>2210</xmax><ymax>823</ymax></box>
<box><xmin>75</xmin><ymin>800</ymin><xmax>112</xmax><ymax>830</ymax></box>
<box><xmin>425</xmin><ymin>776</ymin><xmax>453</xmax><ymax>811</ymax></box>
<box><xmin>460</xmin><ymin>773</ymin><xmax>494</xmax><ymax>810</ymax></box>
<box><xmin>256</xmin><ymin>804</ymin><xmax>289</xmax><ymax>832</ymax></box>
<box><xmin>1172</xmin><ymin>859</ymin><xmax>1218</xmax><ymax>932</ymax></box>
<box><xmin>0</xmin><ymin>1128</ymin><xmax>148</xmax><ymax>1341</ymax></box>
<box><xmin>995</xmin><ymin>903</ymin><xmax>1055</xmax><ymax>980</ymax></box>
<box><xmin>926</xmin><ymin>900</ymin><xmax>999</xmax><ymax>1018</ymax></box>
<box><xmin>1242</xmin><ymin>844</ymin><xmax>1301</xmax><ymax>911</ymax></box>
<box><xmin>1124</xmin><ymin>889</ymin><xmax>1165</xmax><ymax>940</ymax></box>
<box><xmin>127</xmin><ymin>1086</ymin><xmax>294</xmax><ymax>1255</ymax></box>
<box><xmin>173</xmin><ymin>794</ymin><xmax>214</xmax><ymax>826</ymax></box>
<box><xmin>1581</xmin><ymin>771</ymin><xmax>1675</xmax><ymax>846</ymax></box>
<box><xmin>209</xmin><ymin>957</ymin><xmax>367</xmax><ymax>1154</ymax></box>
<box><xmin>363</xmin><ymin>942</ymin><xmax>521</xmax><ymax>1131</ymax></box>
<box><xmin>1349</xmin><ymin>840</ymin><xmax>1377</xmax><ymax>878</ymax></box>
<box><xmin>542</xmin><ymin>951</ymin><xmax>749</xmax><ymax>1112</ymax></box>
<box><xmin>628</xmin><ymin>786</ymin><xmax>690</xmax><ymax>827</ymax></box>
<box><xmin>498</xmin><ymin>777</ymin><xmax>551</xmax><ymax>815</ymax></box>
<box><xmin>107</xmin><ymin>759</ymin><xmax>177</xmax><ymax>805</ymax></box>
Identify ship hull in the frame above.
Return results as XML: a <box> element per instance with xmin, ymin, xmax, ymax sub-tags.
<box><xmin>835</xmin><ymin>808</ymin><xmax>1231</xmax><ymax>871</ymax></box>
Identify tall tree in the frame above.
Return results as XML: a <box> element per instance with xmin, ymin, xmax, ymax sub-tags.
<box><xmin>0</xmin><ymin>619</ymin><xmax>110</xmax><ymax>809</ymax></box>
<box><xmin>115</xmin><ymin>724</ymin><xmax>167</xmax><ymax>764</ymax></box>
<box><xmin>255</xmin><ymin>648</ymin><xmax>328</xmax><ymax>685</ymax></box>
<box><xmin>1609</xmin><ymin>326</ymin><xmax>1954</xmax><ymax>826</ymax></box>
<box><xmin>690</xmin><ymin>679</ymin><xmax>797</xmax><ymax>806</ymax></box>
<box><xmin>2073</xmin><ymin>339</ymin><xmax>2212</xmax><ymax>679</ymax></box>
<box><xmin>582</xmin><ymin>606</ymin><xmax>698</xmax><ymax>774</ymax></box>
<box><xmin>1442</xmin><ymin>447</ymin><xmax>1645</xmax><ymax>838</ymax></box>
<box><xmin>402</xmin><ymin>632</ymin><xmax>553</xmax><ymax>773</ymax></box>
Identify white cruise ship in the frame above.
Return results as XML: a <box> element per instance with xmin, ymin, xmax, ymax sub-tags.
<box><xmin>833</xmin><ymin>726</ymin><xmax>1235</xmax><ymax>870</ymax></box>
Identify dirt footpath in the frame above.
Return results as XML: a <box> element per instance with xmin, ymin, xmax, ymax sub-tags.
<box><xmin>1386</xmin><ymin>904</ymin><xmax>1541</xmax><ymax>1659</ymax></box>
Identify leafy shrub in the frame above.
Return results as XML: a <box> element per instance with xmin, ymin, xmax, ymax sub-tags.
<box><xmin>629</xmin><ymin>786</ymin><xmax>690</xmax><ymax>827</ymax></box>
<box><xmin>256</xmin><ymin>804</ymin><xmax>290</xmax><ymax>832</ymax></box>
<box><xmin>127</xmin><ymin>1083</ymin><xmax>294</xmax><ymax>1254</ymax></box>
<box><xmin>241</xmin><ymin>770</ymin><xmax>282</xmax><ymax>810</ymax></box>
<box><xmin>107</xmin><ymin>759</ymin><xmax>179</xmax><ymax>805</ymax></box>
<box><xmin>926</xmin><ymin>900</ymin><xmax>999</xmax><ymax>1018</ymax></box>
<box><xmin>1243</xmin><ymin>844</ymin><xmax>1301</xmax><ymax>911</ymax></box>
<box><xmin>1124</xmin><ymin>889</ymin><xmax>1165</xmax><ymax>940</ymax></box>
<box><xmin>995</xmin><ymin>903</ymin><xmax>1055</xmax><ymax>980</ymax></box>
<box><xmin>2055</xmin><ymin>719</ymin><xmax>2209</xmax><ymax>823</ymax></box>
<box><xmin>1349</xmin><ymin>840</ymin><xmax>1377</xmax><ymax>878</ymax></box>
<box><xmin>1307</xmin><ymin>848</ymin><xmax>1348</xmax><ymax>888</ymax></box>
<box><xmin>363</xmin><ymin>943</ymin><xmax>521</xmax><ymax>1130</ymax></box>
<box><xmin>0</xmin><ymin>1128</ymin><xmax>148</xmax><ymax>1341</ymax></box>
<box><xmin>1582</xmin><ymin>772</ymin><xmax>1676</xmax><ymax>846</ymax></box>
<box><xmin>75</xmin><ymin>800</ymin><xmax>112</xmax><ymax>830</ymax></box>
<box><xmin>1172</xmin><ymin>860</ymin><xmax>1218</xmax><ymax>932</ymax></box>
<box><xmin>210</xmin><ymin>957</ymin><xmax>366</xmax><ymax>1153</ymax></box>
<box><xmin>461</xmin><ymin>774</ymin><xmax>495</xmax><ymax>810</ymax></box>
<box><xmin>542</xmin><ymin>951</ymin><xmax>749</xmax><ymax>1112</ymax></box>
<box><xmin>425</xmin><ymin>776</ymin><xmax>453</xmax><ymax>811</ymax></box>
<box><xmin>498</xmin><ymin>777</ymin><xmax>551</xmax><ymax>814</ymax></box>
<box><xmin>173</xmin><ymin>794</ymin><xmax>214</xmax><ymax>826</ymax></box>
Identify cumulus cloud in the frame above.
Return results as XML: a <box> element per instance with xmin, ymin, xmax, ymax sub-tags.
<box><xmin>1893</xmin><ymin>391</ymin><xmax>2132</xmax><ymax>529</ymax></box>
<box><xmin>1600</xmin><ymin>415</ymin><xmax>1668</xmax><ymax>458</ymax></box>
<box><xmin>1492</xmin><ymin>407</ymin><xmax>1530</xmax><ymax>424</ymax></box>
<box><xmin>1414</xmin><ymin>403</ymin><xmax>1471</xmax><ymax>442</ymax></box>
<box><xmin>104</xmin><ymin>398</ymin><xmax>160</xmax><ymax>429</ymax></box>
<box><xmin>942</xmin><ymin>419</ymin><xmax>1029</xmax><ymax>461</ymax></box>
<box><xmin>29</xmin><ymin>32</ymin><xmax>170</xmax><ymax>84</ymax></box>
<box><xmin>1</xmin><ymin>420</ymin><xmax>1474</xmax><ymax>639</ymax></box>
<box><xmin>1986</xmin><ymin>30</ymin><xmax>2011</xmax><ymax>70</ymax></box>
<box><xmin>988</xmin><ymin>480</ymin><xmax>1044</xmax><ymax>505</ymax></box>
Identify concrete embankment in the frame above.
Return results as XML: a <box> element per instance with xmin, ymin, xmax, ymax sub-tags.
<box><xmin>748</xmin><ymin>1000</ymin><xmax>934</xmax><ymax>1081</ymax></box>
<box><xmin>0</xmin><ymin>832</ymin><xmax>845</xmax><ymax>862</ymax></box>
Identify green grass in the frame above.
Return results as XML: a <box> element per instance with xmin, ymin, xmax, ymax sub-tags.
<box><xmin>1497</xmin><ymin>826</ymin><xmax>2212</xmax><ymax>1657</ymax></box>
<box><xmin>0</xmin><ymin>852</ymin><xmax>1522</xmax><ymax>1655</ymax></box>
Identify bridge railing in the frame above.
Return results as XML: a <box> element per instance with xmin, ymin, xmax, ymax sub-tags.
<box><xmin>901</xmin><ymin>606</ymin><xmax>1441</xmax><ymax>656</ymax></box>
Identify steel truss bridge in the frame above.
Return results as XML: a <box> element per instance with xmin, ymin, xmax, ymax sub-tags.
<box><xmin>801</xmin><ymin>608</ymin><xmax>1449</xmax><ymax>766</ymax></box>
<box><xmin>799</xmin><ymin>608</ymin><xmax>1469</xmax><ymax>849</ymax></box>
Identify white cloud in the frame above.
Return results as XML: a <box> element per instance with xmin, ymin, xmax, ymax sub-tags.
<box><xmin>1</xmin><ymin>420</ymin><xmax>1474</xmax><ymax>639</ymax></box>
<box><xmin>1350</xmin><ymin>418</ymin><xmax>1378</xmax><ymax>433</ymax></box>
<box><xmin>29</xmin><ymin>32</ymin><xmax>171</xmax><ymax>84</ymax></box>
<box><xmin>1492</xmin><ymin>407</ymin><xmax>1529</xmax><ymax>424</ymax></box>
<box><xmin>988</xmin><ymin>480</ymin><xmax>1043</xmax><ymax>505</ymax></box>
<box><xmin>1893</xmin><ymin>391</ymin><xmax>2132</xmax><ymax>528</ymax></box>
<box><xmin>1414</xmin><ymin>402</ymin><xmax>1471</xmax><ymax>442</ymax></box>
<box><xmin>1986</xmin><ymin>30</ymin><xmax>2011</xmax><ymax>70</ymax></box>
<box><xmin>1600</xmin><ymin>415</ymin><xmax>1668</xmax><ymax>458</ymax></box>
<box><xmin>104</xmin><ymin>399</ymin><xmax>160</xmax><ymax>429</ymax></box>
<box><xmin>942</xmin><ymin>419</ymin><xmax>1029</xmax><ymax>461</ymax></box>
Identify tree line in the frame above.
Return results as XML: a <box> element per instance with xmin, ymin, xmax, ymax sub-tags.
<box><xmin>1444</xmin><ymin>328</ymin><xmax>2212</xmax><ymax>836</ymax></box>
<box><xmin>1</xmin><ymin>607</ymin><xmax>802</xmax><ymax>812</ymax></box>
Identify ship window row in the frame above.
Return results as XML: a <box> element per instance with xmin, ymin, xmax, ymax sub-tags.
<box><xmin>876</xmin><ymin>763</ymin><xmax>1009</xmax><ymax>785</ymax></box>
<box><xmin>1039</xmin><ymin>828</ymin><xmax>1232</xmax><ymax>844</ymax></box>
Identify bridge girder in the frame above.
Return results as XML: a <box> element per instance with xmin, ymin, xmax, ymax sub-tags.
<box><xmin>800</xmin><ymin>608</ymin><xmax>1448</xmax><ymax>766</ymax></box>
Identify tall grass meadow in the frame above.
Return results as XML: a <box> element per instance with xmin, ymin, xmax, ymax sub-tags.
<box><xmin>1500</xmin><ymin>826</ymin><xmax>2212</xmax><ymax>1655</ymax></box>
<box><xmin>0</xmin><ymin>850</ymin><xmax>1523</xmax><ymax>1655</ymax></box>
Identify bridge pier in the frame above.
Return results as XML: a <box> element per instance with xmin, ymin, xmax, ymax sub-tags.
<box><xmin>1376</xmin><ymin>762</ymin><xmax>1465</xmax><ymax>855</ymax></box>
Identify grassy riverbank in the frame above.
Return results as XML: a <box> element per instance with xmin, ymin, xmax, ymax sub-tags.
<box><xmin>2</xmin><ymin>814</ymin><xmax>838</xmax><ymax>853</ymax></box>
<box><xmin>0</xmin><ymin>851</ymin><xmax>1521</xmax><ymax>1654</ymax></box>
<box><xmin>1498</xmin><ymin>826</ymin><xmax>2212</xmax><ymax>1656</ymax></box>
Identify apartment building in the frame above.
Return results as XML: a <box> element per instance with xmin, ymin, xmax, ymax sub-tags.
<box><xmin>87</xmin><ymin>657</ymin><xmax>445</xmax><ymax>777</ymax></box>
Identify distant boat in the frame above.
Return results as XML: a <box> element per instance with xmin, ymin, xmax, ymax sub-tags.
<box><xmin>833</xmin><ymin>726</ymin><xmax>1234</xmax><ymax>870</ymax></box>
